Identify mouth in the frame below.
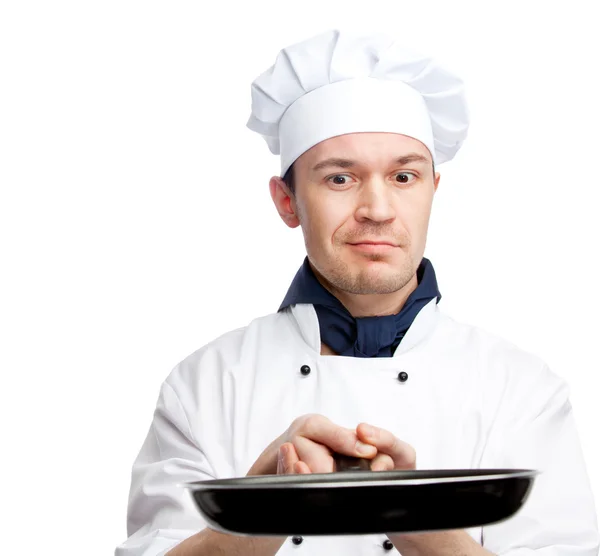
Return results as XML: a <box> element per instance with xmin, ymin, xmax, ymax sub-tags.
<box><xmin>349</xmin><ymin>241</ymin><xmax>398</xmax><ymax>247</ymax></box>
<box><xmin>347</xmin><ymin>242</ymin><xmax>400</xmax><ymax>253</ymax></box>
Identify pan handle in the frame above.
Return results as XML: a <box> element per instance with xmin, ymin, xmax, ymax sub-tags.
<box><xmin>333</xmin><ymin>453</ymin><xmax>371</xmax><ymax>472</ymax></box>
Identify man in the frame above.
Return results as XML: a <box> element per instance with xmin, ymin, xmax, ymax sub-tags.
<box><xmin>115</xmin><ymin>29</ymin><xmax>599</xmax><ymax>555</ymax></box>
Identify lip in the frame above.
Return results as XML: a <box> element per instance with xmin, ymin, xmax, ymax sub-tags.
<box><xmin>349</xmin><ymin>241</ymin><xmax>398</xmax><ymax>247</ymax></box>
<box><xmin>348</xmin><ymin>242</ymin><xmax>399</xmax><ymax>253</ymax></box>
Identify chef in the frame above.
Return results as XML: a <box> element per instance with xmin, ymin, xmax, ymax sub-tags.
<box><xmin>115</xmin><ymin>29</ymin><xmax>600</xmax><ymax>556</ymax></box>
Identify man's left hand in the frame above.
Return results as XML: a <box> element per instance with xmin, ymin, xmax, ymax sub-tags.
<box><xmin>355</xmin><ymin>422</ymin><xmax>416</xmax><ymax>471</ymax></box>
<box><xmin>356</xmin><ymin>423</ymin><xmax>495</xmax><ymax>556</ymax></box>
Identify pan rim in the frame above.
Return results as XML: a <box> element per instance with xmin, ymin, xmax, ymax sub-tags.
<box><xmin>183</xmin><ymin>468</ymin><xmax>539</xmax><ymax>490</ymax></box>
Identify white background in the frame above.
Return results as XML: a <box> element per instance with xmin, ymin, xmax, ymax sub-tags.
<box><xmin>1</xmin><ymin>1</ymin><xmax>598</xmax><ymax>554</ymax></box>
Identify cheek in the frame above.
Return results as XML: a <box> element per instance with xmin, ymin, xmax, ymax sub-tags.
<box><xmin>398</xmin><ymin>192</ymin><xmax>433</xmax><ymax>222</ymax></box>
<box><xmin>398</xmin><ymin>196</ymin><xmax>433</xmax><ymax>245</ymax></box>
<box><xmin>303</xmin><ymin>198</ymin><xmax>350</xmax><ymax>243</ymax></box>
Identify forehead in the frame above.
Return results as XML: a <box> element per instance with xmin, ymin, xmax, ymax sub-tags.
<box><xmin>299</xmin><ymin>132</ymin><xmax>433</xmax><ymax>167</ymax></box>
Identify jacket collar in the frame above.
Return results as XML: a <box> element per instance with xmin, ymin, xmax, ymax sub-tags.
<box><xmin>287</xmin><ymin>297</ymin><xmax>441</xmax><ymax>358</ymax></box>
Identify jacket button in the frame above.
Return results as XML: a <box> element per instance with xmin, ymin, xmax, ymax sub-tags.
<box><xmin>292</xmin><ymin>535</ymin><xmax>303</xmax><ymax>545</ymax></box>
<box><xmin>300</xmin><ymin>365</ymin><xmax>311</xmax><ymax>376</ymax></box>
<box><xmin>383</xmin><ymin>539</ymin><xmax>394</xmax><ymax>550</ymax></box>
<box><xmin>397</xmin><ymin>371</ymin><xmax>408</xmax><ymax>382</ymax></box>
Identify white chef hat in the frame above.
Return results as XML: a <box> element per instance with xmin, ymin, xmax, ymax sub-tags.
<box><xmin>246</xmin><ymin>29</ymin><xmax>470</xmax><ymax>178</ymax></box>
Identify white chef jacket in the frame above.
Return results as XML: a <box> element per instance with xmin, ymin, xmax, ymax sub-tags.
<box><xmin>115</xmin><ymin>298</ymin><xmax>600</xmax><ymax>555</ymax></box>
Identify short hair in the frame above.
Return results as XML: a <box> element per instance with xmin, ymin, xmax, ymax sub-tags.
<box><xmin>281</xmin><ymin>160</ymin><xmax>436</xmax><ymax>197</ymax></box>
<box><xmin>282</xmin><ymin>163</ymin><xmax>296</xmax><ymax>195</ymax></box>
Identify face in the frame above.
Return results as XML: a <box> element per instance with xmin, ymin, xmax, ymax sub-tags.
<box><xmin>270</xmin><ymin>132</ymin><xmax>440</xmax><ymax>298</ymax></box>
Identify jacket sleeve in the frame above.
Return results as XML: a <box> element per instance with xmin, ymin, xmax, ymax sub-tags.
<box><xmin>479</xmin><ymin>364</ymin><xmax>599</xmax><ymax>555</ymax></box>
<box><xmin>114</xmin><ymin>379</ymin><xmax>215</xmax><ymax>556</ymax></box>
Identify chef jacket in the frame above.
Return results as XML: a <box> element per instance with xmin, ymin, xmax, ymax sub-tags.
<box><xmin>115</xmin><ymin>298</ymin><xmax>600</xmax><ymax>555</ymax></box>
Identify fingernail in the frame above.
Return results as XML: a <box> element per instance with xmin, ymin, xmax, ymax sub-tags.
<box><xmin>356</xmin><ymin>440</ymin><xmax>375</xmax><ymax>455</ymax></box>
<box><xmin>280</xmin><ymin>444</ymin><xmax>289</xmax><ymax>457</ymax></box>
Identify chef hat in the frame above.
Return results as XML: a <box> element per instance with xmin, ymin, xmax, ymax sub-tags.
<box><xmin>246</xmin><ymin>29</ymin><xmax>470</xmax><ymax>177</ymax></box>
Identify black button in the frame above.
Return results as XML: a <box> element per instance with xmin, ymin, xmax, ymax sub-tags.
<box><xmin>397</xmin><ymin>371</ymin><xmax>408</xmax><ymax>382</ymax></box>
<box><xmin>383</xmin><ymin>539</ymin><xmax>394</xmax><ymax>550</ymax></box>
<box><xmin>300</xmin><ymin>365</ymin><xmax>311</xmax><ymax>376</ymax></box>
<box><xmin>292</xmin><ymin>535</ymin><xmax>303</xmax><ymax>545</ymax></box>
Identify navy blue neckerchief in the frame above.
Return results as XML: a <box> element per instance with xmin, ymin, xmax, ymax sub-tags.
<box><xmin>278</xmin><ymin>257</ymin><xmax>441</xmax><ymax>357</ymax></box>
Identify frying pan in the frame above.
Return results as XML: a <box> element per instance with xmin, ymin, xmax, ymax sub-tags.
<box><xmin>185</xmin><ymin>455</ymin><xmax>538</xmax><ymax>536</ymax></box>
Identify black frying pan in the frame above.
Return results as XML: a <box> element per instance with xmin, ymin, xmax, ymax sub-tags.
<box><xmin>185</xmin><ymin>455</ymin><xmax>538</xmax><ymax>536</ymax></box>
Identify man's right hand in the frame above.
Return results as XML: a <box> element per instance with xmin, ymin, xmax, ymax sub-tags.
<box><xmin>247</xmin><ymin>413</ymin><xmax>382</xmax><ymax>476</ymax></box>
<box><xmin>167</xmin><ymin>415</ymin><xmax>396</xmax><ymax>556</ymax></box>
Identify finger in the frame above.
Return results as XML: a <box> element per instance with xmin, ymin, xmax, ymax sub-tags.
<box><xmin>293</xmin><ymin>435</ymin><xmax>335</xmax><ymax>473</ymax></box>
<box><xmin>369</xmin><ymin>452</ymin><xmax>394</xmax><ymax>472</ymax></box>
<box><xmin>277</xmin><ymin>445</ymin><xmax>286</xmax><ymax>474</ymax></box>
<box><xmin>294</xmin><ymin>414</ymin><xmax>377</xmax><ymax>459</ymax></box>
<box><xmin>279</xmin><ymin>442</ymin><xmax>302</xmax><ymax>475</ymax></box>
<box><xmin>356</xmin><ymin>423</ymin><xmax>416</xmax><ymax>469</ymax></box>
<box><xmin>294</xmin><ymin>461</ymin><xmax>311</xmax><ymax>474</ymax></box>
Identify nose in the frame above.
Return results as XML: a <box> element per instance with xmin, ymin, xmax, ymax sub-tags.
<box><xmin>354</xmin><ymin>177</ymin><xmax>396</xmax><ymax>223</ymax></box>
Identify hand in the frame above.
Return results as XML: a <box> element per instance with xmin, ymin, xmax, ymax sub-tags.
<box><xmin>355</xmin><ymin>422</ymin><xmax>417</xmax><ymax>471</ymax></box>
<box><xmin>247</xmin><ymin>413</ymin><xmax>378</xmax><ymax>476</ymax></box>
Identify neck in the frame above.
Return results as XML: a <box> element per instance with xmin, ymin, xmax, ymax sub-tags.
<box><xmin>321</xmin><ymin>342</ymin><xmax>337</xmax><ymax>356</ymax></box>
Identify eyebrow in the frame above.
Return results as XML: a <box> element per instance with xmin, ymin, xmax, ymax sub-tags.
<box><xmin>311</xmin><ymin>153</ymin><xmax>431</xmax><ymax>173</ymax></box>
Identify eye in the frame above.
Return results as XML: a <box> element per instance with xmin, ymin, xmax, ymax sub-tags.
<box><xmin>395</xmin><ymin>172</ymin><xmax>417</xmax><ymax>184</ymax></box>
<box><xmin>326</xmin><ymin>174</ymin><xmax>352</xmax><ymax>187</ymax></box>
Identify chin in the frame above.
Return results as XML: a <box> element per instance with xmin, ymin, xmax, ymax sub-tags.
<box><xmin>351</xmin><ymin>250</ymin><xmax>404</xmax><ymax>267</ymax></box>
<box><xmin>335</xmin><ymin>260</ymin><xmax>410</xmax><ymax>295</ymax></box>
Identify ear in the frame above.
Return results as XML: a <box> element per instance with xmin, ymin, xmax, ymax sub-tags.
<box><xmin>269</xmin><ymin>176</ymin><xmax>301</xmax><ymax>228</ymax></box>
<box><xmin>433</xmin><ymin>171</ymin><xmax>441</xmax><ymax>193</ymax></box>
